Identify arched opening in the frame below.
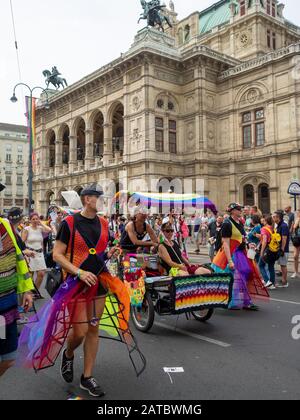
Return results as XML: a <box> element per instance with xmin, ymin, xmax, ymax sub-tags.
<box><xmin>112</xmin><ymin>104</ymin><xmax>124</xmax><ymax>157</ymax></box>
<box><xmin>48</xmin><ymin>130</ymin><xmax>56</xmax><ymax>168</ymax></box>
<box><xmin>93</xmin><ymin>111</ymin><xmax>104</xmax><ymax>158</ymax></box>
<box><xmin>74</xmin><ymin>186</ymin><xmax>83</xmax><ymax>196</ymax></box>
<box><xmin>258</xmin><ymin>183</ymin><xmax>270</xmax><ymax>215</ymax></box>
<box><xmin>184</xmin><ymin>25</ymin><xmax>190</xmax><ymax>42</ymax></box>
<box><xmin>46</xmin><ymin>191</ymin><xmax>55</xmax><ymax>208</ymax></box>
<box><xmin>243</xmin><ymin>184</ymin><xmax>255</xmax><ymax>206</ymax></box>
<box><xmin>57</xmin><ymin>190</ymin><xmax>68</xmax><ymax>207</ymax></box>
<box><xmin>62</xmin><ymin>125</ymin><xmax>70</xmax><ymax>164</ymax></box>
<box><xmin>76</xmin><ymin>118</ymin><xmax>86</xmax><ymax>161</ymax></box>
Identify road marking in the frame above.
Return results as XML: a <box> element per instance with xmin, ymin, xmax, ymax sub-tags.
<box><xmin>269</xmin><ymin>297</ymin><xmax>300</xmax><ymax>306</ymax></box>
<box><xmin>255</xmin><ymin>295</ymin><xmax>300</xmax><ymax>305</ymax></box>
<box><xmin>155</xmin><ymin>321</ymin><xmax>231</xmax><ymax>348</ymax></box>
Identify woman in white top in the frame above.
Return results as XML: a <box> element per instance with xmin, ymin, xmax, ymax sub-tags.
<box><xmin>21</xmin><ymin>213</ymin><xmax>52</xmax><ymax>291</ymax></box>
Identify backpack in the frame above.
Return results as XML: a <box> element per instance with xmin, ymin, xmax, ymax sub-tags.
<box><xmin>263</xmin><ymin>227</ymin><xmax>281</xmax><ymax>262</ymax></box>
<box><xmin>265</xmin><ymin>227</ymin><xmax>281</xmax><ymax>253</ymax></box>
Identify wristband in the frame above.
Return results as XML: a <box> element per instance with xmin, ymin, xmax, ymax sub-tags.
<box><xmin>77</xmin><ymin>269</ymin><xmax>82</xmax><ymax>279</ymax></box>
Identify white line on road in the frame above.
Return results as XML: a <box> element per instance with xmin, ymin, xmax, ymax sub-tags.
<box><xmin>269</xmin><ymin>297</ymin><xmax>300</xmax><ymax>306</ymax></box>
<box><xmin>154</xmin><ymin>321</ymin><xmax>231</xmax><ymax>348</ymax></box>
<box><xmin>255</xmin><ymin>295</ymin><xmax>300</xmax><ymax>305</ymax></box>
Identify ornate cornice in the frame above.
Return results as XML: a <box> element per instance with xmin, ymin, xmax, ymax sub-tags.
<box><xmin>219</xmin><ymin>42</ymin><xmax>300</xmax><ymax>80</ymax></box>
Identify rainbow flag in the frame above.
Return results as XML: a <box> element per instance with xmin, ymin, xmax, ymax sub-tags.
<box><xmin>25</xmin><ymin>96</ymin><xmax>37</xmax><ymax>172</ymax></box>
<box><xmin>112</xmin><ymin>191</ymin><xmax>218</xmax><ymax>214</ymax></box>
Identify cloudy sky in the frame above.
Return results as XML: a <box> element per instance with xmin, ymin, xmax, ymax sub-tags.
<box><xmin>0</xmin><ymin>0</ymin><xmax>299</xmax><ymax>125</ymax></box>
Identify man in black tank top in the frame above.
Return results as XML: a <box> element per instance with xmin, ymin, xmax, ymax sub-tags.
<box><xmin>120</xmin><ymin>207</ymin><xmax>158</xmax><ymax>252</ymax></box>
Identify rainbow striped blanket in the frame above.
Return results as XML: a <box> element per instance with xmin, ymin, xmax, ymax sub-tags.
<box><xmin>171</xmin><ymin>274</ymin><xmax>233</xmax><ymax>314</ymax></box>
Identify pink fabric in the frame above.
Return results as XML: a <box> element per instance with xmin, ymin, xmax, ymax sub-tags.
<box><xmin>261</xmin><ymin>226</ymin><xmax>273</xmax><ymax>243</ymax></box>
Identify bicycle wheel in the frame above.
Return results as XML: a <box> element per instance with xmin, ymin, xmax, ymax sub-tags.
<box><xmin>130</xmin><ymin>292</ymin><xmax>155</xmax><ymax>332</ymax></box>
<box><xmin>191</xmin><ymin>308</ymin><xmax>214</xmax><ymax>322</ymax></box>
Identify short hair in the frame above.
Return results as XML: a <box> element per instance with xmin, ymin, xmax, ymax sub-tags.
<box><xmin>274</xmin><ymin>210</ymin><xmax>284</xmax><ymax>220</ymax></box>
<box><xmin>251</xmin><ymin>214</ymin><xmax>261</xmax><ymax>225</ymax></box>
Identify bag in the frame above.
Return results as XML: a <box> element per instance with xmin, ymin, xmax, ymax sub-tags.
<box><xmin>265</xmin><ymin>227</ymin><xmax>281</xmax><ymax>253</ymax></box>
<box><xmin>291</xmin><ymin>235</ymin><xmax>300</xmax><ymax>248</ymax></box>
<box><xmin>45</xmin><ymin>268</ymin><xmax>63</xmax><ymax>298</ymax></box>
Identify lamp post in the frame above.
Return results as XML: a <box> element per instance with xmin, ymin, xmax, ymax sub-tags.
<box><xmin>10</xmin><ymin>83</ymin><xmax>50</xmax><ymax>215</ymax></box>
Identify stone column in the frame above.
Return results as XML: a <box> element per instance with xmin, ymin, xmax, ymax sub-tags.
<box><xmin>69</xmin><ymin>135</ymin><xmax>77</xmax><ymax>172</ymax></box>
<box><xmin>103</xmin><ymin>123</ymin><xmax>113</xmax><ymax>166</ymax></box>
<box><xmin>85</xmin><ymin>129</ymin><xmax>94</xmax><ymax>170</ymax></box>
<box><xmin>55</xmin><ymin>138</ymin><xmax>63</xmax><ymax>176</ymax></box>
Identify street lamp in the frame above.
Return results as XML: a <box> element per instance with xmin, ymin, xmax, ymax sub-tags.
<box><xmin>10</xmin><ymin>83</ymin><xmax>50</xmax><ymax>215</ymax></box>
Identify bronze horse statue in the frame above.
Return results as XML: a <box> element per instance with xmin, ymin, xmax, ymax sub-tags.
<box><xmin>138</xmin><ymin>0</ymin><xmax>172</xmax><ymax>32</ymax></box>
<box><xmin>43</xmin><ymin>67</ymin><xmax>68</xmax><ymax>90</ymax></box>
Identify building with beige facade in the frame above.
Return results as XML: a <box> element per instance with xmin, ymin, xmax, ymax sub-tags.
<box><xmin>34</xmin><ymin>0</ymin><xmax>300</xmax><ymax>216</ymax></box>
<box><xmin>0</xmin><ymin>123</ymin><xmax>29</xmax><ymax>214</ymax></box>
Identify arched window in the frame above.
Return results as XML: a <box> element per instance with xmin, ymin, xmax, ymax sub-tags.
<box><xmin>93</xmin><ymin>111</ymin><xmax>104</xmax><ymax>157</ymax></box>
<box><xmin>48</xmin><ymin>130</ymin><xmax>56</xmax><ymax>168</ymax></box>
<box><xmin>112</xmin><ymin>104</ymin><xmax>124</xmax><ymax>156</ymax></box>
<box><xmin>76</xmin><ymin>119</ymin><xmax>86</xmax><ymax>161</ymax></box>
<box><xmin>258</xmin><ymin>183</ymin><xmax>270</xmax><ymax>215</ymax></box>
<box><xmin>244</xmin><ymin>184</ymin><xmax>255</xmax><ymax>206</ymax></box>
<box><xmin>62</xmin><ymin>125</ymin><xmax>70</xmax><ymax>164</ymax></box>
<box><xmin>184</xmin><ymin>25</ymin><xmax>190</xmax><ymax>42</ymax></box>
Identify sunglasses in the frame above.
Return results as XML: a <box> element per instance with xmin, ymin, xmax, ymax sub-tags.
<box><xmin>163</xmin><ymin>229</ymin><xmax>174</xmax><ymax>233</ymax></box>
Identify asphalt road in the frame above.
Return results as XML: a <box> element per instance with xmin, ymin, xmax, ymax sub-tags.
<box><xmin>1</xmin><ymin>249</ymin><xmax>300</xmax><ymax>400</ymax></box>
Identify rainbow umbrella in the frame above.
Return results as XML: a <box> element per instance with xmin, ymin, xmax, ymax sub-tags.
<box><xmin>129</xmin><ymin>192</ymin><xmax>218</xmax><ymax>214</ymax></box>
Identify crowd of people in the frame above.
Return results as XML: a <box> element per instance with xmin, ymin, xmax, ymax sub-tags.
<box><xmin>1</xmin><ymin>179</ymin><xmax>299</xmax><ymax>397</ymax></box>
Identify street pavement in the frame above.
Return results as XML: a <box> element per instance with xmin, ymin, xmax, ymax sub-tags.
<box><xmin>1</xmin><ymin>244</ymin><xmax>300</xmax><ymax>400</ymax></box>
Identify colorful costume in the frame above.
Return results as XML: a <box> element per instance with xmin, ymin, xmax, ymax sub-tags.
<box><xmin>212</xmin><ymin>218</ymin><xmax>268</xmax><ymax>308</ymax></box>
<box><xmin>19</xmin><ymin>214</ymin><xmax>146</xmax><ymax>376</ymax></box>
<box><xmin>0</xmin><ymin>218</ymin><xmax>33</xmax><ymax>360</ymax></box>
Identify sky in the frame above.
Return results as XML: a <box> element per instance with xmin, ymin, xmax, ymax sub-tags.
<box><xmin>0</xmin><ymin>0</ymin><xmax>299</xmax><ymax>126</ymax></box>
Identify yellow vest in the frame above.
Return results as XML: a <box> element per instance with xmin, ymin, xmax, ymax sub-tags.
<box><xmin>0</xmin><ymin>218</ymin><xmax>34</xmax><ymax>294</ymax></box>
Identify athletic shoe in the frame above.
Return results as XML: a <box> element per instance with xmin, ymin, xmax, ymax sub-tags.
<box><xmin>80</xmin><ymin>375</ymin><xmax>105</xmax><ymax>397</ymax></box>
<box><xmin>265</xmin><ymin>281</ymin><xmax>273</xmax><ymax>288</ymax></box>
<box><xmin>243</xmin><ymin>304</ymin><xmax>259</xmax><ymax>311</ymax></box>
<box><xmin>194</xmin><ymin>249</ymin><xmax>200</xmax><ymax>253</ymax></box>
<box><xmin>291</xmin><ymin>273</ymin><xmax>300</xmax><ymax>279</ymax></box>
<box><xmin>268</xmin><ymin>285</ymin><xmax>277</xmax><ymax>290</ymax></box>
<box><xmin>60</xmin><ymin>349</ymin><xmax>74</xmax><ymax>383</ymax></box>
<box><xmin>277</xmin><ymin>283</ymin><xmax>289</xmax><ymax>288</ymax></box>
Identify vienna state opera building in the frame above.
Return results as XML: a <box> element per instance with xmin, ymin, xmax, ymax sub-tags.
<box><xmin>34</xmin><ymin>0</ymin><xmax>300</xmax><ymax>216</ymax></box>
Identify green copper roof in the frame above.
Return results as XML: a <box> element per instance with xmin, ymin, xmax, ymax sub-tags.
<box><xmin>199</xmin><ymin>0</ymin><xmax>234</xmax><ymax>35</ymax></box>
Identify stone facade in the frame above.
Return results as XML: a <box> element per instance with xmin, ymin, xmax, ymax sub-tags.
<box><xmin>34</xmin><ymin>0</ymin><xmax>300</xmax><ymax>215</ymax></box>
<box><xmin>0</xmin><ymin>123</ymin><xmax>29</xmax><ymax>213</ymax></box>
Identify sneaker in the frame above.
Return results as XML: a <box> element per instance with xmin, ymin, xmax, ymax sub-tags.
<box><xmin>243</xmin><ymin>304</ymin><xmax>259</xmax><ymax>311</ymax></box>
<box><xmin>60</xmin><ymin>349</ymin><xmax>74</xmax><ymax>383</ymax></box>
<box><xmin>277</xmin><ymin>283</ymin><xmax>289</xmax><ymax>288</ymax></box>
<box><xmin>194</xmin><ymin>249</ymin><xmax>200</xmax><ymax>253</ymax></box>
<box><xmin>80</xmin><ymin>375</ymin><xmax>105</xmax><ymax>397</ymax></box>
<box><xmin>265</xmin><ymin>281</ymin><xmax>273</xmax><ymax>288</ymax></box>
<box><xmin>268</xmin><ymin>285</ymin><xmax>277</xmax><ymax>290</ymax></box>
<box><xmin>291</xmin><ymin>273</ymin><xmax>299</xmax><ymax>279</ymax></box>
